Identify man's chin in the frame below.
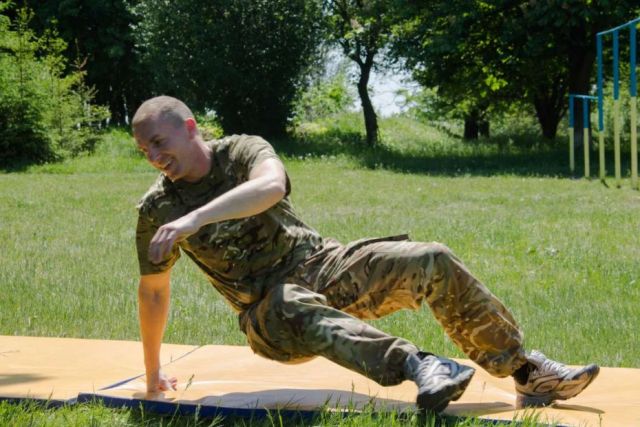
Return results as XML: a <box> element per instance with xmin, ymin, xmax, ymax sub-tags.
<box><xmin>162</xmin><ymin>165</ymin><xmax>180</xmax><ymax>181</ymax></box>
<box><xmin>163</xmin><ymin>172</ymin><xmax>178</xmax><ymax>182</ymax></box>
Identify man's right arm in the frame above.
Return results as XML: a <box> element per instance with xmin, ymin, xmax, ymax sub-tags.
<box><xmin>138</xmin><ymin>270</ymin><xmax>177</xmax><ymax>393</ymax></box>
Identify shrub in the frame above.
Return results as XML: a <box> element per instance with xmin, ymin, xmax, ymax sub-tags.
<box><xmin>292</xmin><ymin>64</ymin><xmax>354</xmax><ymax>124</ymax></box>
<box><xmin>0</xmin><ymin>3</ymin><xmax>109</xmax><ymax>168</ymax></box>
<box><xmin>134</xmin><ymin>0</ymin><xmax>323</xmax><ymax>137</ymax></box>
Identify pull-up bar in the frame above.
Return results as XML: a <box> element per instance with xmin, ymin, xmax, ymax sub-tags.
<box><xmin>596</xmin><ymin>17</ymin><xmax>639</xmax><ymax>189</ymax></box>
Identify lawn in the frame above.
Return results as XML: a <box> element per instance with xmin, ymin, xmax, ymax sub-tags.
<box><xmin>1</xmin><ymin>115</ymin><xmax>638</xmax><ymax>425</ymax></box>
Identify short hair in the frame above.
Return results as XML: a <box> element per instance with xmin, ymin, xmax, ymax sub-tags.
<box><xmin>132</xmin><ymin>96</ymin><xmax>194</xmax><ymax>130</ymax></box>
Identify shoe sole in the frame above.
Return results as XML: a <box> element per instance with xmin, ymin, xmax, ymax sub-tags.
<box><xmin>516</xmin><ymin>364</ymin><xmax>600</xmax><ymax>408</ymax></box>
<box><xmin>417</xmin><ymin>367</ymin><xmax>476</xmax><ymax>413</ymax></box>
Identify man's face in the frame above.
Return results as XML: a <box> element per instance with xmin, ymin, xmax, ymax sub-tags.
<box><xmin>133</xmin><ymin>115</ymin><xmax>194</xmax><ymax>182</ymax></box>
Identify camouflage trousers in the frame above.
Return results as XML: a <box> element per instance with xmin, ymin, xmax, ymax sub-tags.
<box><xmin>238</xmin><ymin>236</ymin><xmax>527</xmax><ymax>386</ymax></box>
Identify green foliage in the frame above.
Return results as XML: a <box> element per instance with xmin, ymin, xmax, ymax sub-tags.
<box><xmin>391</xmin><ymin>1</ymin><xmax>640</xmax><ymax>141</ymax></box>
<box><xmin>324</xmin><ymin>0</ymin><xmax>402</xmax><ymax>146</ymax></box>
<box><xmin>28</xmin><ymin>0</ymin><xmax>146</xmax><ymax>123</ymax></box>
<box><xmin>292</xmin><ymin>64</ymin><xmax>354</xmax><ymax>124</ymax></box>
<box><xmin>134</xmin><ymin>0</ymin><xmax>323</xmax><ymax>137</ymax></box>
<box><xmin>0</xmin><ymin>2</ymin><xmax>109</xmax><ymax>167</ymax></box>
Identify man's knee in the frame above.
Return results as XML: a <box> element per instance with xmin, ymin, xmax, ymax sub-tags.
<box><xmin>239</xmin><ymin>284</ymin><xmax>327</xmax><ymax>362</ymax></box>
<box><xmin>267</xmin><ymin>283</ymin><xmax>328</xmax><ymax>318</ymax></box>
<box><xmin>424</xmin><ymin>241</ymin><xmax>453</xmax><ymax>258</ymax></box>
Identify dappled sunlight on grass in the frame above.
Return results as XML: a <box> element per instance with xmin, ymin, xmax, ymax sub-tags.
<box><xmin>278</xmin><ymin>114</ymin><xmax>569</xmax><ymax>177</ymax></box>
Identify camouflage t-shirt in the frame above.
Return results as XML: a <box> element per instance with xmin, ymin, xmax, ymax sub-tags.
<box><xmin>136</xmin><ymin>134</ymin><xmax>323</xmax><ymax>312</ymax></box>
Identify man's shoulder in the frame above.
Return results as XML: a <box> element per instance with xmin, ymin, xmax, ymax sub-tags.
<box><xmin>211</xmin><ymin>134</ymin><xmax>271</xmax><ymax>154</ymax></box>
<box><xmin>136</xmin><ymin>174</ymin><xmax>173</xmax><ymax>219</ymax></box>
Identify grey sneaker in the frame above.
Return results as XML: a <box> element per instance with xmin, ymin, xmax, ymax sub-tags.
<box><xmin>515</xmin><ymin>350</ymin><xmax>600</xmax><ymax>408</ymax></box>
<box><xmin>404</xmin><ymin>352</ymin><xmax>475</xmax><ymax>412</ymax></box>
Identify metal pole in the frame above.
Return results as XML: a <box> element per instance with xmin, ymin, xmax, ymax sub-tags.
<box><xmin>583</xmin><ymin>97</ymin><xmax>590</xmax><ymax>178</ymax></box>
<box><xmin>598</xmin><ymin>35</ymin><xmax>604</xmax><ymax>132</ymax></box>
<box><xmin>597</xmin><ymin>35</ymin><xmax>605</xmax><ymax>179</ymax></box>
<box><xmin>614</xmin><ymin>30</ymin><xmax>622</xmax><ymax>187</ymax></box>
<box><xmin>630</xmin><ymin>25</ymin><xmax>638</xmax><ymax>189</ymax></box>
<box><xmin>569</xmin><ymin>96</ymin><xmax>575</xmax><ymax>173</ymax></box>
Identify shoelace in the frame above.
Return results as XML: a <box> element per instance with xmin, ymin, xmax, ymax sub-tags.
<box><xmin>537</xmin><ymin>355</ymin><xmax>571</xmax><ymax>377</ymax></box>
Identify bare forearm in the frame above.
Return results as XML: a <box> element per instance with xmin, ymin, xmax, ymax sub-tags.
<box><xmin>138</xmin><ymin>284</ymin><xmax>170</xmax><ymax>373</ymax></box>
<box><xmin>189</xmin><ymin>175</ymin><xmax>285</xmax><ymax>228</ymax></box>
<box><xmin>145</xmin><ymin>158</ymin><xmax>287</xmax><ymax>265</ymax></box>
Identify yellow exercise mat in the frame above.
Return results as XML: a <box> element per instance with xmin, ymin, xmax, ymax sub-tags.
<box><xmin>1</xmin><ymin>337</ymin><xmax>638</xmax><ymax>425</ymax></box>
<box><xmin>84</xmin><ymin>344</ymin><xmax>640</xmax><ymax>426</ymax></box>
<box><xmin>0</xmin><ymin>336</ymin><xmax>198</xmax><ymax>403</ymax></box>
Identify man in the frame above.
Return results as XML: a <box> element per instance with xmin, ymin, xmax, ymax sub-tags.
<box><xmin>133</xmin><ymin>95</ymin><xmax>599</xmax><ymax>412</ymax></box>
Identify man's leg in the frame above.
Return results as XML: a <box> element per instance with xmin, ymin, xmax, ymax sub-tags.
<box><xmin>239</xmin><ymin>282</ymin><xmax>417</xmax><ymax>385</ymax></box>
<box><xmin>303</xmin><ymin>237</ymin><xmax>598</xmax><ymax>407</ymax></box>
<box><xmin>239</xmin><ymin>282</ymin><xmax>474</xmax><ymax>411</ymax></box>
<box><xmin>305</xmin><ymin>238</ymin><xmax>527</xmax><ymax>377</ymax></box>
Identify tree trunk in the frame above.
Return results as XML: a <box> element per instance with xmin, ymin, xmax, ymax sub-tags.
<box><xmin>357</xmin><ymin>54</ymin><xmax>378</xmax><ymax>146</ymax></box>
<box><xmin>531</xmin><ymin>73</ymin><xmax>567</xmax><ymax>140</ymax></box>
<box><xmin>533</xmin><ymin>97</ymin><xmax>561</xmax><ymax>139</ymax></box>
<box><xmin>568</xmin><ymin>33</ymin><xmax>596</xmax><ymax>149</ymax></box>
<box><xmin>479</xmin><ymin>120</ymin><xmax>490</xmax><ymax>137</ymax></box>
<box><xmin>463</xmin><ymin>109</ymin><xmax>480</xmax><ymax>139</ymax></box>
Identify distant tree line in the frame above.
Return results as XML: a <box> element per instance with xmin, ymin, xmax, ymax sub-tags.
<box><xmin>1</xmin><ymin>0</ymin><xmax>639</xmax><ymax>165</ymax></box>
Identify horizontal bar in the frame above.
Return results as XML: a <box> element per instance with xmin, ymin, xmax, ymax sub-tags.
<box><xmin>598</xmin><ymin>16</ymin><xmax>640</xmax><ymax>37</ymax></box>
<box><xmin>569</xmin><ymin>94</ymin><xmax>598</xmax><ymax>100</ymax></box>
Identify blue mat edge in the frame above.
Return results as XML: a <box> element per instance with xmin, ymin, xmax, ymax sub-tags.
<box><xmin>76</xmin><ymin>392</ymin><xmax>318</xmax><ymax>420</ymax></box>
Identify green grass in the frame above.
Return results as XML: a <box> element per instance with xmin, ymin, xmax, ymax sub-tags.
<box><xmin>1</xmin><ymin>115</ymin><xmax>637</xmax><ymax>425</ymax></box>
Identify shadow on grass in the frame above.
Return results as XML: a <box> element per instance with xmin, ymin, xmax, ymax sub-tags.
<box><xmin>272</xmin><ymin>128</ymin><xmax>619</xmax><ymax>178</ymax></box>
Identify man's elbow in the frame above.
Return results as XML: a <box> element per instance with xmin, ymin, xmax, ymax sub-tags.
<box><xmin>265</xmin><ymin>177</ymin><xmax>287</xmax><ymax>203</ymax></box>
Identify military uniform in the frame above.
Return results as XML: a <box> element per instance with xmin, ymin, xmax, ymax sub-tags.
<box><xmin>137</xmin><ymin>135</ymin><xmax>527</xmax><ymax>386</ymax></box>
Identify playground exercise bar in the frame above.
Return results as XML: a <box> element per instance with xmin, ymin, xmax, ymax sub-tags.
<box><xmin>568</xmin><ymin>94</ymin><xmax>597</xmax><ymax>178</ymax></box>
<box><xmin>569</xmin><ymin>97</ymin><xmax>575</xmax><ymax>173</ymax></box>
<box><xmin>597</xmin><ymin>36</ymin><xmax>604</xmax><ymax>131</ymax></box>
<box><xmin>613</xmin><ymin>31</ymin><xmax>622</xmax><ymax>187</ymax></box>
<box><xmin>583</xmin><ymin>97</ymin><xmax>590</xmax><ymax>177</ymax></box>
<box><xmin>597</xmin><ymin>17</ymin><xmax>640</xmax><ymax>37</ymax></box>
<box><xmin>594</xmin><ymin>16</ymin><xmax>640</xmax><ymax>188</ymax></box>
<box><xmin>630</xmin><ymin>25</ymin><xmax>638</xmax><ymax>189</ymax></box>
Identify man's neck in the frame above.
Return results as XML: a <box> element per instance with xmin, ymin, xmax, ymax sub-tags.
<box><xmin>182</xmin><ymin>140</ymin><xmax>212</xmax><ymax>183</ymax></box>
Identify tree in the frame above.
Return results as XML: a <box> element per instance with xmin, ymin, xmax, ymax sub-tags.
<box><xmin>28</xmin><ymin>0</ymin><xmax>146</xmax><ymax>124</ymax></box>
<box><xmin>325</xmin><ymin>0</ymin><xmax>397</xmax><ymax>146</ymax></box>
<box><xmin>391</xmin><ymin>2</ymin><xmax>514</xmax><ymax>140</ymax></box>
<box><xmin>134</xmin><ymin>0</ymin><xmax>323</xmax><ymax>137</ymax></box>
<box><xmin>0</xmin><ymin>2</ymin><xmax>108</xmax><ymax>167</ymax></box>
<box><xmin>392</xmin><ymin>1</ymin><xmax>640</xmax><ymax>140</ymax></box>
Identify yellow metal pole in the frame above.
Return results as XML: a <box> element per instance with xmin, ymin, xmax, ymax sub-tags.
<box><xmin>569</xmin><ymin>127</ymin><xmax>575</xmax><ymax>173</ymax></box>
<box><xmin>614</xmin><ymin>98</ymin><xmax>621</xmax><ymax>187</ymax></box>
<box><xmin>584</xmin><ymin>126</ymin><xmax>590</xmax><ymax>178</ymax></box>
<box><xmin>631</xmin><ymin>96</ymin><xmax>638</xmax><ymax>189</ymax></box>
<box><xmin>599</xmin><ymin>131</ymin><xmax>605</xmax><ymax>180</ymax></box>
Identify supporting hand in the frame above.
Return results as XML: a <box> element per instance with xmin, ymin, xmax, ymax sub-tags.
<box><xmin>146</xmin><ymin>369</ymin><xmax>178</xmax><ymax>393</ymax></box>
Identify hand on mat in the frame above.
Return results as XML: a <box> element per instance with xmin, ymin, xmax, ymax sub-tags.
<box><xmin>147</xmin><ymin>369</ymin><xmax>178</xmax><ymax>393</ymax></box>
<box><xmin>149</xmin><ymin>214</ymin><xmax>200</xmax><ymax>264</ymax></box>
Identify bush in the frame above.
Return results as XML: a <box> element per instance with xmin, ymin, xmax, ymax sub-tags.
<box><xmin>292</xmin><ymin>64</ymin><xmax>354</xmax><ymax>124</ymax></box>
<box><xmin>0</xmin><ymin>3</ymin><xmax>109</xmax><ymax>168</ymax></box>
<box><xmin>134</xmin><ymin>0</ymin><xmax>323</xmax><ymax>137</ymax></box>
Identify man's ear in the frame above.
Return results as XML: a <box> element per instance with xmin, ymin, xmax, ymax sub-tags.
<box><xmin>185</xmin><ymin>117</ymin><xmax>198</xmax><ymax>139</ymax></box>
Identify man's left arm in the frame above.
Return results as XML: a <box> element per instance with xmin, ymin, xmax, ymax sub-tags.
<box><xmin>148</xmin><ymin>158</ymin><xmax>286</xmax><ymax>264</ymax></box>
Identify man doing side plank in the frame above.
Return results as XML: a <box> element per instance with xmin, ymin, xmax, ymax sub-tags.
<box><xmin>133</xmin><ymin>95</ymin><xmax>599</xmax><ymax>411</ymax></box>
